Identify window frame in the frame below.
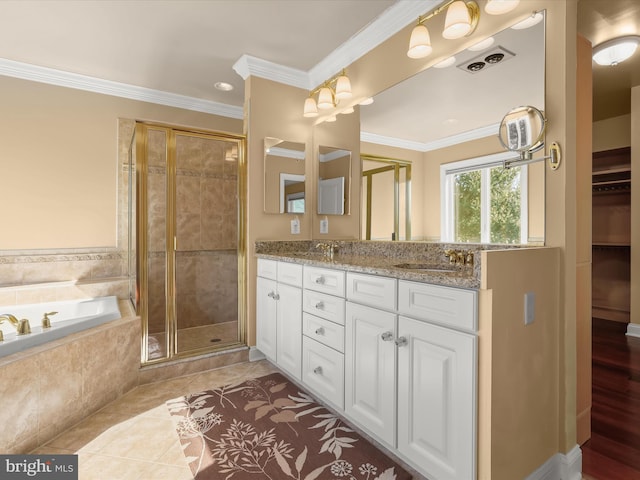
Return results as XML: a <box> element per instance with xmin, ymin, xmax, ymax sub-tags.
<box><xmin>440</xmin><ymin>152</ymin><xmax>529</xmax><ymax>244</ymax></box>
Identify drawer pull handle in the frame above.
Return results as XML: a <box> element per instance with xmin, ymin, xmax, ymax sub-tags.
<box><xmin>313</xmin><ymin>366</ymin><xmax>323</xmax><ymax>375</ymax></box>
<box><xmin>315</xmin><ymin>301</ymin><xmax>324</xmax><ymax>309</ymax></box>
<box><xmin>381</xmin><ymin>331</ymin><xmax>394</xmax><ymax>342</ymax></box>
<box><xmin>315</xmin><ymin>327</ymin><xmax>325</xmax><ymax>335</ymax></box>
<box><xmin>273</xmin><ymin>293</ymin><xmax>280</xmax><ymax>300</ymax></box>
<box><xmin>395</xmin><ymin>336</ymin><xmax>408</xmax><ymax>347</ymax></box>
<box><xmin>267</xmin><ymin>291</ymin><xmax>275</xmax><ymax>298</ymax></box>
<box><xmin>315</xmin><ymin>276</ymin><xmax>325</xmax><ymax>285</ymax></box>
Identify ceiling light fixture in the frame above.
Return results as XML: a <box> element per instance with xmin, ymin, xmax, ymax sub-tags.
<box><xmin>214</xmin><ymin>81</ymin><xmax>234</xmax><ymax>91</ymax></box>
<box><xmin>484</xmin><ymin>0</ymin><xmax>520</xmax><ymax>15</ymax></box>
<box><xmin>592</xmin><ymin>35</ymin><xmax>640</xmax><ymax>66</ymax></box>
<box><xmin>510</xmin><ymin>11</ymin><xmax>543</xmax><ymax>30</ymax></box>
<box><xmin>407</xmin><ymin>0</ymin><xmax>480</xmax><ymax>59</ymax></box>
<box><xmin>303</xmin><ymin>69</ymin><xmax>352</xmax><ymax>118</ymax></box>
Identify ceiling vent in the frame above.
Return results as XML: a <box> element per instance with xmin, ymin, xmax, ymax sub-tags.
<box><xmin>457</xmin><ymin>46</ymin><xmax>515</xmax><ymax>73</ymax></box>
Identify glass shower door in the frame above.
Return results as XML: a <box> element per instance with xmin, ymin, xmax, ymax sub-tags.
<box><xmin>174</xmin><ymin>132</ymin><xmax>240</xmax><ymax>355</ymax></box>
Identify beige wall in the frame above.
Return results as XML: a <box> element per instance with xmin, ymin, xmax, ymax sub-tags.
<box><xmin>631</xmin><ymin>86</ymin><xmax>640</xmax><ymax>326</ymax></box>
<box><xmin>478</xmin><ymin>247</ymin><xmax>560</xmax><ymax>480</ymax></box>
<box><xmin>593</xmin><ymin>114</ymin><xmax>631</xmax><ymax>152</ymax></box>
<box><xmin>0</xmin><ymin>76</ymin><xmax>241</xmax><ymax>251</ymax></box>
<box><xmin>576</xmin><ymin>34</ymin><xmax>593</xmax><ymax>445</ymax></box>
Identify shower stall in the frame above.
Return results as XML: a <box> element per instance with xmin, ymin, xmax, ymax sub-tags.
<box><xmin>128</xmin><ymin>122</ymin><xmax>246</xmax><ymax>364</ymax></box>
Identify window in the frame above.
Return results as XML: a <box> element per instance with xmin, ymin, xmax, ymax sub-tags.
<box><xmin>441</xmin><ymin>152</ymin><xmax>528</xmax><ymax>244</ymax></box>
<box><xmin>286</xmin><ymin>192</ymin><xmax>305</xmax><ymax>213</ymax></box>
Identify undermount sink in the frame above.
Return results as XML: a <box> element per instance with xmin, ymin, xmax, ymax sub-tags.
<box><xmin>393</xmin><ymin>263</ymin><xmax>459</xmax><ymax>273</ymax></box>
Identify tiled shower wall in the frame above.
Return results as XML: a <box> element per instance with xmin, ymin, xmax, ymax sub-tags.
<box><xmin>145</xmin><ymin>130</ymin><xmax>238</xmax><ymax>333</ymax></box>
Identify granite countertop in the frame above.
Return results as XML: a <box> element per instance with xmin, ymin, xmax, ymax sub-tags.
<box><xmin>256</xmin><ymin>249</ymin><xmax>480</xmax><ymax>289</ymax></box>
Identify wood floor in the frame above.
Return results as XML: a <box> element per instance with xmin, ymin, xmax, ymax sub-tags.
<box><xmin>581</xmin><ymin>318</ymin><xmax>640</xmax><ymax>479</ymax></box>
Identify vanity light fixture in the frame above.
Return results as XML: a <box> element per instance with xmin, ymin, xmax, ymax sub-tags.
<box><xmin>468</xmin><ymin>36</ymin><xmax>495</xmax><ymax>51</ymax></box>
<box><xmin>484</xmin><ymin>0</ymin><xmax>520</xmax><ymax>15</ymax></box>
<box><xmin>407</xmin><ymin>0</ymin><xmax>480</xmax><ymax>59</ymax></box>
<box><xmin>303</xmin><ymin>69</ymin><xmax>352</xmax><ymax>118</ymax></box>
<box><xmin>359</xmin><ymin>97</ymin><xmax>374</xmax><ymax>106</ymax></box>
<box><xmin>433</xmin><ymin>56</ymin><xmax>457</xmax><ymax>68</ymax></box>
<box><xmin>510</xmin><ymin>11</ymin><xmax>543</xmax><ymax>30</ymax></box>
<box><xmin>592</xmin><ymin>35</ymin><xmax>640</xmax><ymax>66</ymax></box>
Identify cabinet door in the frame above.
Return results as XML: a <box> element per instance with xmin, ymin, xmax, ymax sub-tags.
<box><xmin>276</xmin><ymin>283</ymin><xmax>303</xmax><ymax>380</ymax></box>
<box><xmin>344</xmin><ymin>302</ymin><xmax>397</xmax><ymax>447</ymax></box>
<box><xmin>397</xmin><ymin>316</ymin><xmax>476</xmax><ymax>480</ymax></box>
<box><xmin>256</xmin><ymin>276</ymin><xmax>278</xmax><ymax>361</ymax></box>
<box><xmin>302</xmin><ymin>336</ymin><xmax>344</xmax><ymax>410</ymax></box>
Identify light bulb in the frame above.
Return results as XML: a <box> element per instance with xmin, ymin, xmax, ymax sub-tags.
<box><xmin>335</xmin><ymin>74</ymin><xmax>352</xmax><ymax>99</ymax></box>
<box><xmin>317</xmin><ymin>87</ymin><xmax>334</xmax><ymax>109</ymax></box>
<box><xmin>407</xmin><ymin>24</ymin><xmax>432</xmax><ymax>59</ymax></box>
<box><xmin>303</xmin><ymin>97</ymin><xmax>318</xmax><ymax>117</ymax></box>
<box><xmin>443</xmin><ymin>1</ymin><xmax>472</xmax><ymax>39</ymax></box>
<box><xmin>485</xmin><ymin>0</ymin><xmax>520</xmax><ymax>15</ymax></box>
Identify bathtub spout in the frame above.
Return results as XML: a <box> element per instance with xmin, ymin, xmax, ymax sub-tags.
<box><xmin>0</xmin><ymin>314</ymin><xmax>31</xmax><ymax>335</ymax></box>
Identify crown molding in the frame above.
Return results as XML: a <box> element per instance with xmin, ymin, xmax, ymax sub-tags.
<box><xmin>233</xmin><ymin>0</ymin><xmax>439</xmax><ymax>90</ymax></box>
<box><xmin>309</xmin><ymin>0</ymin><xmax>440</xmax><ymax>87</ymax></box>
<box><xmin>232</xmin><ymin>54</ymin><xmax>309</xmax><ymax>89</ymax></box>
<box><xmin>0</xmin><ymin>58</ymin><xmax>243</xmax><ymax>119</ymax></box>
<box><xmin>361</xmin><ymin>123</ymin><xmax>500</xmax><ymax>152</ymax></box>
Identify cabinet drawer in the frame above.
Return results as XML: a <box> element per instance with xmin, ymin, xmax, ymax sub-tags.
<box><xmin>304</xmin><ymin>266</ymin><xmax>346</xmax><ymax>296</ymax></box>
<box><xmin>346</xmin><ymin>272</ymin><xmax>397</xmax><ymax>311</ymax></box>
<box><xmin>303</xmin><ymin>290</ymin><xmax>346</xmax><ymax>325</ymax></box>
<box><xmin>398</xmin><ymin>280</ymin><xmax>477</xmax><ymax>331</ymax></box>
<box><xmin>302</xmin><ymin>336</ymin><xmax>344</xmax><ymax>410</ymax></box>
<box><xmin>303</xmin><ymin>312</ymin><xmax>345</xmax><ymax>353</ymax></box>
<box><xmin>257</xmin><ymin>259</ymin><xmax>277</xmax><ymax>280</ymax></box>
<box><xmin>277</xmin><ymin>262</ymin><xmax>303</xmax><ymax>286</ymax></box>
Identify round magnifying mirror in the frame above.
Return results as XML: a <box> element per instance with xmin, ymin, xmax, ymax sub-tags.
<box><xmin>498</xmin><ymin>105</ymin><xmax>546</xmax><ymax>153</ymax></box>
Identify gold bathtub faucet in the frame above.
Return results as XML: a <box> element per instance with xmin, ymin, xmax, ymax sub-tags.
<box><xmin>0</xmin><ymin>314</ymin><xmax>32</xmax><ymax>336</ymax></box>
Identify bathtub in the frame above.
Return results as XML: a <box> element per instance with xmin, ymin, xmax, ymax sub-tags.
<box><xmin>0</xmin><ymin>296</ymin><xmax>121</xmax><ymax>358</ymax></box>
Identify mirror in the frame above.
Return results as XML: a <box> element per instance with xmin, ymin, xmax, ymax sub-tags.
<box><xmin>498</xmin><ymin>105</ymin><xmax>546</xmax><ymax>153</ymax></box>
<box><xmin>318</xmin><ymin>146</ymin><xmax>351</xmax><ymax>215</ymax></box>
<box><xmin>359</xmin><ymin>13</ymin><xmax>545</xmax><ymax>244</ymax></box>
<box><xmin>264</xmin><ymin>138</ymin><xmax>305</xmax><ymax>214</ymax></box>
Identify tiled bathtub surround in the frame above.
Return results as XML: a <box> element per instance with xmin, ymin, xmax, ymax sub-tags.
<box><xmin>0</xmin><ymin>300</ymin><xmax>140</xmax><ymax>454</ymax></box>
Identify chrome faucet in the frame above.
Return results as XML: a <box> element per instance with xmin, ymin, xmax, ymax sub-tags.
<box><xmin>0</xmin><ymin>314</ymin><xmax>32</xmax><ymax>335</ymax></box>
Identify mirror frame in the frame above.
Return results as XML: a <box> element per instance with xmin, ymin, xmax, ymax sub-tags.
<box><xmin>498</xmin><ymin>105</ymin><xmax>546</xmax><ymax>154</ymax></box>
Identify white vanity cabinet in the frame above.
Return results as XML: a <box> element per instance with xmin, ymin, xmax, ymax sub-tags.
<box><xmin>256</xmin><ymin>259</ymin><xmax>303</xmax><ymax>380</ymax></box>
<box><xmin>344</xmin><ymin>272</ymin><xmax>477</xmax><ymax>480</ymax></box>
<box><xmin>301</xmin><ymin>266</ymin><xmax>346</xmax><ymax>410</ymax></box>
<box><xmin>256</xmin><ymin>258</ymin><xmax>478</xmax><ymax>480</ymax></box>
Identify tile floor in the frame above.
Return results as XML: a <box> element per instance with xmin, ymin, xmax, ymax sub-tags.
<box><xmin>33</xmin><ymin>358</ymin><xmax>591</xmax><ymax>480</ymax></box>
<box><xmin>34</xmin><ymin>360</ymin><xmax>278</xmax><ymax>480</ymax></box>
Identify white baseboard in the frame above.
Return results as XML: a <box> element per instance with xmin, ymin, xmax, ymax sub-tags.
<box><xmin>627</xmin><ymin>323</ymin><xmax>640</xmax><ymax>338</ymax></box>
<box><xmin>526</xmin><ymin>445</ymin><xmax>582</xmax><ymax>480</ymax></box>
<box><xmin>249</xmin><ymin>346</ymin><xmax>266</xmax><ymax>362</ymax></box>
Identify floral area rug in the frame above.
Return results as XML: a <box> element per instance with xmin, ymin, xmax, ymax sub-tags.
<box><xmin>167</xmin><ymin>372</ymin><xmax>412</xmax><ymax>480</ymax></box>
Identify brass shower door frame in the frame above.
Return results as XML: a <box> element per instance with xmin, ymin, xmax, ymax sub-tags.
<box><xmin>134</xmin><ymin>122</ymin><xmax>247</xmax><ymax>365</ymax></box>
<box><xmin>361</xmin><ymin>154</ymin><xmax>412</xmax><ymax>241</ymax></box>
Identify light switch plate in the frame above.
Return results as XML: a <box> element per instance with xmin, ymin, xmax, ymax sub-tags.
<box><xmin>524</xmin><ymin>291</ymin><xmax>535</xmax><ymax>325</ymax></box>
<box><xmin>290</xmin><ymin>218</ymin><xmax>300</xmax><ymax>234</ymax></box>
<box><xmin>320</xmin><ymin>218</ymin><xmax>328</xmax><ymax>234</ymax></box>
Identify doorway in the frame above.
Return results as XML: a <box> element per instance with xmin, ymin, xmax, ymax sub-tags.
<box><xmin>130</xmin><ymin>122</ymin><xmax>246</xmax><ymax>364</ymax></box>
<box><xmin>361</xmin><ymin>154</ymin><xmax>412</xmax><ymax>241</ymax></box>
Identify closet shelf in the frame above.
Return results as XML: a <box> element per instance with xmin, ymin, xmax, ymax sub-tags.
<box><xmin>592</xmin><ymin>242</ymin><xmax>630</xmax><ymax>249</ymax></box>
